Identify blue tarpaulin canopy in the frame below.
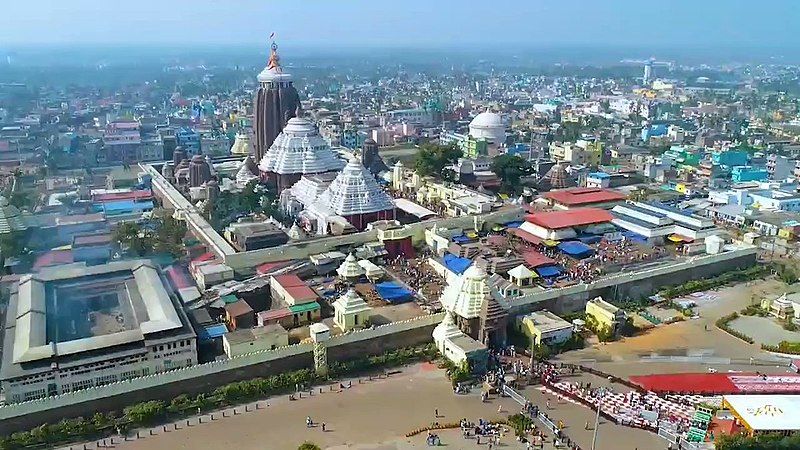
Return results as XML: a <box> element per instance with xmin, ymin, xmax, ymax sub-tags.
<box><xmin>558</xmin><ymin>241</ymin><xmax>594</xmax><ymax>259</ymax></box>
<box><xmin>452</xmin><ymin>235</ymin><xmax>471</xmax><ymax>244</ymax></box>
<box><xmin>577</xmin><ymin>235</ymin><xmax>602</xmax><ymax>244</ymax></box>
<box><xmin>375</xmin><ymin>281</ymin><xmax>414</xmax><ymax>304</ymax></box>
<box><xmin>443</xmin><ymin>253</ymin><xmax>472</xmax><ymax>274</ymax></box>
<box><xmin>623</xmin><ymin>231</ymin><xmax>648</xmax><ymax>243</ymax></box>
<box><xmin>535</xmin><ymin>265</ymin><xmax>563</xmax><ymax>278</ymax></box>
<box><xmin>504</xmin><ymin>221</ymin><xmax>524</xmax><ymax>229</ymax></box>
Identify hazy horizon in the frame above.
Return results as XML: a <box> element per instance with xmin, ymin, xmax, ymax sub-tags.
<box><xmin>1</xmin><ymin>0</ymin><xmax>796</xmax><ymax>52</ymax></box>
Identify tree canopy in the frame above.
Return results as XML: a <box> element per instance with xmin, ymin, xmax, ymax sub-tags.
<box><xmin>491</xmin><ymin>154</ymin><xmax>532</xmax><ymax>194</ymax></box>
<box><xmin>298</xmin><ymin>442</ymin><xmax>322</xmax><ymax>450</ymax></box>
<box><xmin>413</xmin><ymin>143</ymin><xmax>462</xmax><ymax>178</ymax></box>
<box><xmin>715</xmin><ymin>432</ymin><xmax>800</xmax><ymax>450</ymax></box>
<box><xmin>113</xmin><ymin>213</ymin><xmax>187</xmax><ymax>258</ymax></box>
<box><xmin>206</xmin><ymin>180</ymin><xmax>278</xmax><ymax>230</ymax></box>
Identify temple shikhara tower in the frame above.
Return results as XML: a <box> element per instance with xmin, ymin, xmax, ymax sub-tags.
<box><xmin>253</xmin><ymin>39</ymin><xmax>301</xmax><ymax>164</ymax></box>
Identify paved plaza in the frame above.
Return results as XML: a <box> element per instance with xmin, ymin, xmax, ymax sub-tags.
<box><xmin>64</xmin><ymin>362</ymin><xmax>675</xmax><ymax>450</ymax></box>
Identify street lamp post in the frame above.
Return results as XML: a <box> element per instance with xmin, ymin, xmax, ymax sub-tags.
<box><xmin>591</xmin><ymin>388</ymin><xmax>606</xmax><ymax>450</ymax></box>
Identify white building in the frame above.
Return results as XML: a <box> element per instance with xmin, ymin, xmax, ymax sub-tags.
<box><xmin>610</xmin><ymin>201</ymin><xmax>720</xmax><ymax>241</ymax></box>
<box><xmin>0</xmin><ymin>260</ymin><xmax>197</xmax><ymax>403</ymax></box>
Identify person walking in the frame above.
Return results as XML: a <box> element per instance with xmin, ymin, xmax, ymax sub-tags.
<box><xmin>321</xmin><ymin>422</ymin><xmax>326</xmax><ymax>432</ymax></box>
<box><xmin>434</xmin><ymin>408</ymin><xmax>439</xmax><ymax>418</ymax></box>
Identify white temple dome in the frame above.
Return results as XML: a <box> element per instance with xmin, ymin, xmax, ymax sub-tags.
<box><xmin>310</xmin><ymin>157</ymin><xmax>394</xmax><ymax>216</ymax></box>
<box><xmin>258</xmin><ymin>117</ymin><xmax>345</xmax><ymax>176</ymax></box>
<box><xmin>469</xmin><ymin>111</ymin><xmax>506</xmax><ymax>144</ymax></box>
<box><xmin>439</xmin><ymin>263</ymin><xmax>507</xmax><ymax>319</ymax></box>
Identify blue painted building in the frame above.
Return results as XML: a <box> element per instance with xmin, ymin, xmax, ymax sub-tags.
<box><xmin>712</xmin><ymin>150</ymin><xmax>749</xmax><ymax>168</ymax></box>
<box><xmin>176</xmin><ymin>127</ymin><xmax>201</xmax><ymax>155</ymax></box>
<box><xmin>731</xmin><ymin>166</ymin><xmax>768</xmax><ymax>183</ymax></box>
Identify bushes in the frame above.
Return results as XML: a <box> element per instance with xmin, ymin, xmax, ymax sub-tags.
<box><xmin>298</xmin><ymin>442</ymin><xmax>322</xmax><ymax>450</ymax></box>
<box><xmin>762</xmin><ymin>341</ymin><xmax>800</xmax><ymax>355</ymax></box>
<box><xmin>716</xmin><ymin>312</ymin><xmax>755</xmax><ymax>344</ymax></box>
<box><xmin>0</xmin><ymin>344</ymin><xmax>437</xmax><ymax>450</ymax></box>
<box><xmin>123</xmin><ymin>400</ymin><xmax>166</xmax><ymax>425</ymax></box>
<box><xmin>740</xmin><ymin>305</ymin><xmax>767</xmax><ymax>317</ymax></box>
<box><xmin>659</xmin><ymin>265</ymin><xmax>772</xmax><ymax>300</ymax></box>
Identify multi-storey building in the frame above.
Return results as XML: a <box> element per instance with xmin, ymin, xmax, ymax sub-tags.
<box><xmin>0</xmin><ymin>260</ymin><xmax>197</xmax><ymax>403</ymax></box>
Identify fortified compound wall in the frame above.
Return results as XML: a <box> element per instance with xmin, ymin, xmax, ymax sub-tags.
<box><xmin>508</xmin><ymin>246</ymin><xmax>759</xmax><ymax>316</ymax></box>
<box><xmin>0</xmin><ymin>314</ymin><xmax>443</xmax><ymax>434</ymax></box>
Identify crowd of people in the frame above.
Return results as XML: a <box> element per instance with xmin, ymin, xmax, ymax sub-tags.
<box><xmin>550</xmin><ymin>380</ymin><xmax>694</xmax><ymax>433</ymax></box>
<box><xmin>515</xmin><ymin>235</ymin><xmax>668</xmax><ymax>286</ymax></box>
<box><xmin>386</xmin><ymin>253</ymin><xmax>445</xmax><ymax>306</ymax></box>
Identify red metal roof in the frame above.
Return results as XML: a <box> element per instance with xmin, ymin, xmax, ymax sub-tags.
<box><xmin>520</xmin><ymin>250</ymin><xmax>556</xmax><ymax>268</ymax></box>
<box><xmin>257</xmin><ymin>308</ymin><xmax>292</xmax><ymax>321</ymax></box>
<box><xmin>525</xmin><ymin>208</ymin><xmax>613</xmax><ymax>230</ymax></box>
<box><xmin>33</xmin><ymin>250</ymin><xmax>74</xmax><ymax>270</ymax></box>
<box><xmin>165</xmin><ymin>265</ymin><xmax>194</xmax><ymax>290</ymax></box>
<box><xmin>507</xmin><ymin>227</ymin><xmax>543</xmax><ymax>245</ymax></box>
<box><xmin>544</xmin><ymin>188</ymin><xmax>626</xmax><ymax>206</ymax></box>
<box><xmin>256</xmin><ymin>260</ymin><xmax>293</xmax><ymax>275</ymax></box>
<box><xmin>273</xmin><ymin>274</ymin><xmax>318</xmax><ymax>302</ymax></box>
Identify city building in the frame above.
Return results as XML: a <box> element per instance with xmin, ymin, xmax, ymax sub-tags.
<box><xmin>516</xmin><ymin>310</ymin><xmax>573</xmax><ymax>346</ymax></box>
<box><xmin>252</xmin><ymin>41</ymin><xmax>301</xmax><ymax>163</ymax></box>
<box><xmin>767</xmin><ymin>154</ymin><xmax>793</xmax><ymax>181</ymax></box>
<box><xmin>224</xmin><ymin>221</ymin><xmax>290</xmax><ymax>251</ymax></box>
<box><xmin>385</xmin><ymin>108</ymin><xmax>435</xmax><ymax>126</ymax></box>
<box><xmin>549</xmin><ymin>140</ymin><xmax>602</xmax><ymax>166</ymax></box>
<box><xmin>732</xmin><ymin>166</ymin><xmax>769</xmax><ymax>183</ymax></box>
<box><xmin>610</xmin><ymin>201</ymin><xmax>720</xmax><ymax>242</ymax></box>
<box><xmin>0</xmin><ymin>260</ymin><xmax>197</xmax><ymax>403</ymax></box>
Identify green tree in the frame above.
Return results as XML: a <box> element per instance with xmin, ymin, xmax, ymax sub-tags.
<box><xmin>531</xmin><ymin>343</ymin><xmax>551</xmax><ymax>361</ymax></box>
<box><xmin>413</xmin><ymin>143</ymin><xmax>462</xmax><ymax>177</ymax></box>
<box><xmin>491</xmin><ymin>154</ymin><xmax>532</xmax><ymax>194</ymax></box>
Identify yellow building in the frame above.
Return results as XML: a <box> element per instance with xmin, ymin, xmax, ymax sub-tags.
<box><xmin>585</xmin><ymin>297</ymin><xmax>626</xmax><ymax>335</ymax></box>
<box><xmin>517</xmin><ymin>310</ymin><xmax>573</xmax><ymax>346</ymax></box>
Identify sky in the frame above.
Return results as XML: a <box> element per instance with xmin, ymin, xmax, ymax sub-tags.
<box><xmin>0</xmin><ymin>0</ymin><xmax>796</xmax><ymax>50</ymax></box>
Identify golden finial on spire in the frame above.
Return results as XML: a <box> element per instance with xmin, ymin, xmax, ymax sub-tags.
<box><xmin>267</xmin><ymin>32</ymin><xmax>281</xmax><ymax>72</ymax></box>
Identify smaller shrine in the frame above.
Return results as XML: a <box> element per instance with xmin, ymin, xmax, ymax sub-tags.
<box><xmin>332</xmin><ymin>289</ymin><xmax>372</xmax><ymax>332</ymax></box>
